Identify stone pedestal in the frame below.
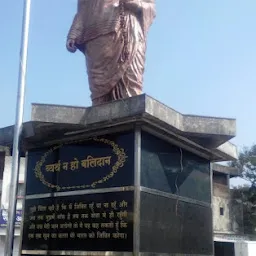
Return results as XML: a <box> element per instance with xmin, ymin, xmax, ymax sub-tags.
<box><xmin>0</xmin><ymin>95</ymin><xmax>237</xmax><ymax>256</ymax></box>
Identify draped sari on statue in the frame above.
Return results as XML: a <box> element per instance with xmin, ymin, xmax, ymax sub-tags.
<box><xmin>67</xmin><ymin>0</ymin><xmax>156</xmax><ymax>105</ymax></box>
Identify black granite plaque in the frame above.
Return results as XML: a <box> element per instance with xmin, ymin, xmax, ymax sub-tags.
<box><xmin>141</xmin><ymin>131</ymin><xmax>211</xmax><ymax>203</ymax></box>
<box><xmin>22</xmin><ymin>191</ymin><xmax>133</xmax><ymax>252</ymax></box>
<box><xmin>26</xmin><ymin>132</ymin><xmax>134</xmax><ymax>195</ymax></box>
<box><xmin>140</xmin><ymin>192</ymin><xmax>213</xmax><ymax>255</ymax></box>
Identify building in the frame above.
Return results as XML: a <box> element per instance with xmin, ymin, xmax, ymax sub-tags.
<box><xmin>212</xmin><ymin>163</ymin><xmax>256</xmax><ymax>255</ymax></box>
<box><xmin>0</xmin><ymin>147</ymin><xmax>24</xmax><ymax>256</ymax></box>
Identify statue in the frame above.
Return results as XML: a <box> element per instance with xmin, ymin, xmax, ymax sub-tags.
<box><xmin>66</xmin><ymin>0</ymin><xmax>156</xmax><ymax>106</ymax></box>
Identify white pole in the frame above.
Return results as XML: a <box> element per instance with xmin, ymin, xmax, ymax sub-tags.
<box><xmin>4</xmin><ymin>0</ymin><xmax>31</xmax><ymax>255</ymax></box>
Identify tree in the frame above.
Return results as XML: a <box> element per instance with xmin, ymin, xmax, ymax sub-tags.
<box><xmin>230</xmin><ymin>144</ymin><xmax>256</xmax><ymax>234</ymax></box>
<box><xmin>231</xmin><ymin>144</ymin><xmax>256</xmax><ymax>186</ymax></box>
<box><xmin>232</xmin><ymin>185</ymin><xmax>256</xmax><ymax>234</ymax></box>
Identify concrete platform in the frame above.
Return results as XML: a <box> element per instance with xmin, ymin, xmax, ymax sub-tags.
<box><xmin>0</xmin><ymin>94</ymin><xmax>237</xmax><ymax>161</ymax></box>
<box><xmin>212</xmin><ymin>163</ymin><xmax>241</xmax><ymax>177</ymax></box>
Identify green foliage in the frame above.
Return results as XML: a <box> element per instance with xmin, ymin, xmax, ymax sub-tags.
<box><xmin>232</xmin><ymin>186</ymin><xmax>256</xmax><ymax>234</ymax></box>
<box><xmin>231</xmin><ymin>144</ymin><xmax>256</xmax><ymax>234</ymax></box>
<box><xmin>231</xmin><ymin>145</ymin><xmax>256</xmax><ymax>186</ymax></box>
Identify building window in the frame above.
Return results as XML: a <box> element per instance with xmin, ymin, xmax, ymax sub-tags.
<box><xmin>220</xmin><ymin>207</ymin><xmax>224</xmax><ymax>216</ymax></box>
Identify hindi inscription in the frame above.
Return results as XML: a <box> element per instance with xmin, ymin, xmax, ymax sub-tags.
<box><xmin>26</xmin><ymin>132</ymin><xmax>134</xmax><ymax>195</ymax></box>
<box><xmin>22</xmin><ymin>192</ymin><xmax>133</xmax><ymax>252</ymax></box>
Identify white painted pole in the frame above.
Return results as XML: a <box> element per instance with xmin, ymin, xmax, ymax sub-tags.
<box><xmin>4</xmin><ymin>0</ymin><xmax>31</xmax><ymax>255</ymax></box>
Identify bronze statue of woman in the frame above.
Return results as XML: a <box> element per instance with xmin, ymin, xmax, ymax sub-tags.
<box><xmin>66</xmin><ymin>0</ymin><xmax>156</xmax><ymax>106</ymax></box>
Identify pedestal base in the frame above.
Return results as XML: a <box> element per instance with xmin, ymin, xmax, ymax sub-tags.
<box><xmin>0</xmin><ymin>95</ymin><xmax>237</xmax><ymax>256</ymax></box>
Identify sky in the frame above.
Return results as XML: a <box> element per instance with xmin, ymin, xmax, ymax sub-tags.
<box><xmin>0</xmin><ymin>0</ymin><xmax>256</xmax><ymax>152</ymax></box>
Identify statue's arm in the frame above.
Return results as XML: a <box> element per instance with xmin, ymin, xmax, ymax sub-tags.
<box><xmin>124</xmin><ymin>0</ymin><xmax>156</xmax><ymax>33</ymax></box>
<box><xmin>124</xmin><ymin>0</ymin><xmax>156</xmax><ymax>18</ymax></box>
<box><xmin>124</xmin><ymin>0</ymin><xmax>154</xmax><ymax>10</ymax></box>
<box><xmin>123</xmin><ymin>0</ymin><xmax>142</xmax><ymax>13</ymax></box>
<box><xmin>77</xmin><ymin>0</ymin><xmax>85</xmax><ymax>11</ymax></box>
<box><xmin>66</xmin><ymin>0</ymin><xmax>85</xmax><ymax>53</ymax></box>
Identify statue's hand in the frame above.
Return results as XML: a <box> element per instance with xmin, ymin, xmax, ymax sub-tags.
<box><xmin>66</xmin><ymin>38</ymin><xmax>77</xmax><ymax>53</ymax></box>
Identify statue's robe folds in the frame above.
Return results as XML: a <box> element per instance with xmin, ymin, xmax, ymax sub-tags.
<box><xmin>67</xmin><ymin>0</ymin><xmax>156</xmax><ymax>105</ymax></box>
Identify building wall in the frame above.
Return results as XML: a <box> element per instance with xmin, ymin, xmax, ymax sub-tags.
<box><xmin>1</xmin><ymin>156</ymin><xmax>25</xmax><ymax>210</ymax></box>
<box><xmin>213</xmin><ymin>182</ymin><xmax>232</xmax><ymax>233</ymax></box>
<box><xmin>247</xmin><ymin>242</ymin><xmax>256</xmax><ymax>256</ymax></box>
<box><xmin>213</xmin><ymin>180</ymin><xmax>243</xmax><ymax>234</ymax></box>
<box><xmin>234</xmin><ymin>242</ymin><xmax>256</xmax><ymax>256</ymax></box>
<box><xmin>0</xmin><ymin>156</ymin><xmax>25</xmax><ymax>254</ymax></box>
<box><xmin>0</xmin><ymin>236</ymin><xmax>20</xmax><ymax>256</ymax></box>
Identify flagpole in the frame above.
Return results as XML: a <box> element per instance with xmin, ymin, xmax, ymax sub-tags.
<box><xmin>4</xmin><ymin>0</ymin><xmax>31</xmax><ymax>255</ymax></box>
